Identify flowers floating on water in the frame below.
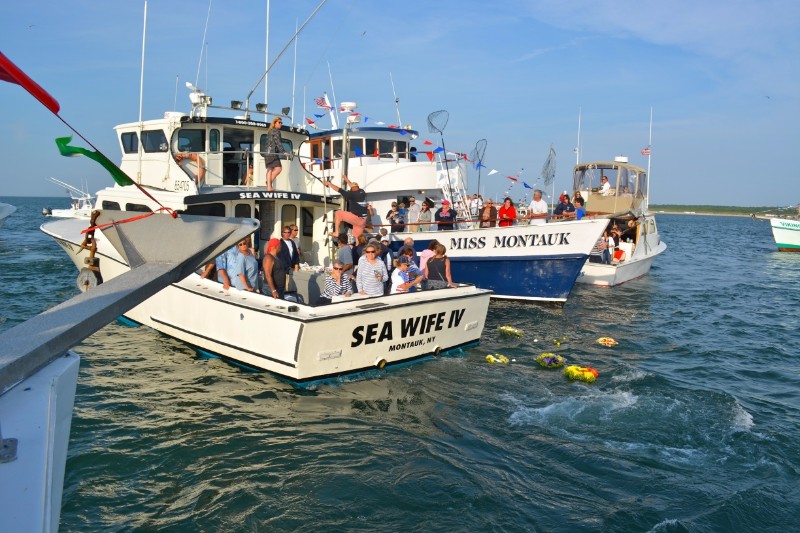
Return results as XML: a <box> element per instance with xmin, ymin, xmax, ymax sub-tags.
<box><xmin>536</xmin><ymin>352</ymin><xmax>566</xmax><ymax>368</ymax></box>
<box><xmin>498</xmin><ymin>326</ymin><xmax>522</xmax><ymax>338</ymax></box>
<box><xmin>596</xmin><ymin>337</ymin><xmax>618</xmax><ymax>347</ymax></box>
<box><xmin>564</xmin><ymin>365</ymin><xmax>599</xmax><ymax>383</ymax></box>
<box><xmin>486</xmin><ymin>354</ymin><xmax>510</xmax><ymax>364</ymax></box>
<box><xmin>553</xmin><ymin>338</ymin><xmax>561</xmax><ymax>347</ymax></box>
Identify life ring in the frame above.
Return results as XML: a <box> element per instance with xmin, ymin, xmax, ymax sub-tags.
<box><xmin>485</xmin><ymin>354</ymin><xmax>509</xmax><ymax>364</ymax></box>
<box><xmin>564</xmin><ymin>365</ymin><xmax>599</xmax><ymax>383</ymax></box>
<box><xmin>597</xmin><ymin>337</ymin><xmax>618</xmax><ymax>347</ymax></box>
<box><xmin>498</xmin><ymin>325</ymin><xmax>522</xmax><ymax>338</ymax></box>
<box><xmin>536</xmin><ymin>352</ymin><xmax>566</xmax><ymax>368</ymax></box>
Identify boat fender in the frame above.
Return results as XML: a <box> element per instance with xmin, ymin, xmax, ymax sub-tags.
<box><xmin>375</xmin><ymin>358</ymin><xmax>387</xmax><ymax>369</ymax></box>
<box><xmin>76</xmin><ymin>267</ymin><xmax>102</xmax><ymax>292</ymax></box>
<box><xmin>433</xmin><ymin>346</ymin><xmax>442</xmax><ymax>356</ymax></box>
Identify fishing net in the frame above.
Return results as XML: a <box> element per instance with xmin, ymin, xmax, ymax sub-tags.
<box><xmin>470</xmin><ymin>139</ymin><xmax>487</xmax><ymax>169</ymax></box>
<box><xmin>427</xmin><ymin>110</ymin><xmax>449</xmax><ymax>134</ymax></box>
<box><xmin>541</xmin><ymin>144</ymin><xmax>557</xmax><ymax>187</ymax></box>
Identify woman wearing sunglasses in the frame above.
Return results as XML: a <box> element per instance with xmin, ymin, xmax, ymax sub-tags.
<box><xmin>316</xmin><ymin>260</ymin><xmax>353</xmax><ymax>305</ymax></box>
<box><xmin>355</xmin><ymin>244</ymin><xmax>388</xmax><ymax>296</ymax></box>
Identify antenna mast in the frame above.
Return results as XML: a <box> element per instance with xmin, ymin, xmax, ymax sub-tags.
<box><xmin>390</xmin><ymin>72</ymin><xmax>401</xmax><ymax>126</ymax></box>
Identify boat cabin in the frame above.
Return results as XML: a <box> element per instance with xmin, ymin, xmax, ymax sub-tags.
<box><xmin>572</xmin><ymin>156</ymin><xmax>647</xmax><ymax>215</ymax></box>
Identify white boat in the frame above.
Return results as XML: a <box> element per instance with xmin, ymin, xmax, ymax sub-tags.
<box><xmin>0</xmin><ymin>202</ymin><xmax>15</xmax><ymax>229</ymax></box>
<box><xmin>573</xmin><ymin>157</ymin><xmax>667</xmax><ymax>287</ymax></box>
<box><xmin>769</xmin><ymin>209</ymin><xmax>800</xmax><ymax>252</ymax></box>
<box><xmin>42</xmin><ymin>177</ymin><xmax>94</xmax><ymax>218</ymax></box>
<box><xmin>303</xmin><ymin>117</ymin><xmax>608</xmax><ymax>302</ymax></box>
<box><xmin>42</xmin><ymin>95</ymin><xmax>491</xmax><ymax>384</ymax></box>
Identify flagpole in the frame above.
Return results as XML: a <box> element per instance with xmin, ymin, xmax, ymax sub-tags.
<box><xmin>137</xmin><ymin>0</ymin><xmax>148</xmax><ymax>185</ymax></box>
<box><xmin>291</xmin><ymin>18</ymin><xmax>297</xmax><ymax>126</ymax></box>
<box><xmin>264</xmin><ymin>0</ymin><xmax>270</xmax><ymax>121</ymax></box>
<box><xmin>646</xmin><ymin>106</ymin><xmax>653</xmax><ymax>212</ymax></box>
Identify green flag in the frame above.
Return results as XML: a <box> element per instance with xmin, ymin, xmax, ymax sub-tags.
<box><xmin>55</xmin><ymin>136</ymin><xmax>134</xmax><ymax>187</ymax></box>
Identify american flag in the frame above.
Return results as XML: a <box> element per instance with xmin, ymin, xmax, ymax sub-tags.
<box><xmin>315</xmin><ymin>96</ymin><xmax>330</xmax><ymax>109</ymax></box>
<box><xmin>641</xmin><ymin>147</ymin><xmax>651</xmax><ymax>156</ymax></box>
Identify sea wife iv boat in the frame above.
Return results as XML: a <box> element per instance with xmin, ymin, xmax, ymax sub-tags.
<box><xmin>304</xmin><ymin>106</ymin><xmax>608</xmax><ymax>302</ymax></box>
<box><xmin>42</xmin><ymin>177</ymin><xmax>94</xmax><ymax>218</ymax></box>
<box><xmin>572</xmin><ymin>156</ymin><xmax>667</xmax><ymax>286</ymax></box>
<box><xmin>41</xmin><ymin>92</ymin><xmax>491</xmax><ymax>384</ymax></box>
<box><xmin>1</xmin><ymin>211</ymin><xmax>254</xmax><ymax>532</ymax></box>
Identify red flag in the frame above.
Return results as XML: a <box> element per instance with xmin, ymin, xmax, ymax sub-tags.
<box><xmin>373</xmin><ymin>147</ymin><xmax>379</xmax><ymax>157</ymax></box>
<box><xmin>641</xmin><ymin>147</ymin><xmax>651</xmax><ymax>156</ymax></box>
<box><xmin>423</xmin><ymin>140</ymin><xmax>433</xmax><ymax>145</ymax></box>
<box><xmin>0</xmin><ymin>51</ymin><xmax>60</xmax><ymax>114</ymax></box>
<box><xmin>426</xmin><ymin>152</ymin><xmax>434</xmax><ymax>162</ymax></box>
<box><xmin>506</xmin><ymin>176</ymin><xmax>518</xmax><ymax>182</ymax></box>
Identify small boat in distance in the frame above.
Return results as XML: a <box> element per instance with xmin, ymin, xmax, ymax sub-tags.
<box><xmin>0</xmin><ymin>202</ymin><xmax>15</xmax><ymax>230</ymax></box>
<box><xmin>573</xmin><ymin>156</ymin><xmax>667</xmax><ymax>286</ymax></box>
<box><xmin>766</xmin><ymin>205</ymin><xmax>800</xmax><ymax>251</ymax></box>
<box><xmin>42</xmin><ymin>177</ymin><xmax>94</xmax><ymax>218</ymax></box>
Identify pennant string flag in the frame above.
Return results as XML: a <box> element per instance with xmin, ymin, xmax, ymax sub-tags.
<box><xmin>56</xmin><ymin>136</ymin><xmax>133</xmax><ymax>187</ymax></box>
<box><xmin>488</xmin><ymin>169</ymin><xmax>499</xmax><ymax>175</ymax></box>
<box><xmin>353</xmin><ymin>146</ymin><xmax>364</xmax><ymax>157</ymax></box>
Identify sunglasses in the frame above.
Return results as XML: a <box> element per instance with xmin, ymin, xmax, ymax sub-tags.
<box><xmin>238</xmin><ymin>242</ymin><xmax>249</xmax><ymax>247</ymax></box>
<box><xmin>365</xmin><ymin>250</ymin><xmax>376</xmax><ymax>253</ymax></box>
<box><xmin>333</xmin><ymin>267</ymin><xmax>343</xmax><ymax>270</ymax></box>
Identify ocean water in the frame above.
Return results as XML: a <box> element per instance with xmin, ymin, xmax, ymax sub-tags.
<box><xmin>2</xmin><ymin>197</ymin><xmax>799</xmax><ymax>532</ymax></box>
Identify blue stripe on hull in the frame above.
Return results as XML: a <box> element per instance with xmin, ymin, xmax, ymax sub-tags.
<box><xmin>447</xmin><ymin>254</ymin><xmax>588</xmax><ymax>301</ymax></box>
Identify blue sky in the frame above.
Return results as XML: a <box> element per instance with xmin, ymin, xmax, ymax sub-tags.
<box><xmin>1</xmin><ymin>0</ymin><xmax>798</xmax><ymax>206</ymax></box>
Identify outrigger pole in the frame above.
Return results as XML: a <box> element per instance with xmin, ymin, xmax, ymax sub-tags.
<box><xmin>244</xmin><ymin>0</ymin><xmax>328</xmax><ymax>118</ymax></box>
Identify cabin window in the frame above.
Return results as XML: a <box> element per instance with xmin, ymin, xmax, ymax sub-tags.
<box><xmin>141</xmin><ymin>130</ymin><xmax>168</xmax><ymax>153</ymax></box>
<box><xmin>186</xmin><ymin>203</ymin><xmax>225</xmax><ymax>217</ymax></box>
<box><xmin>101</xmin><ymin>200</ymin><xmax>120</xmax><ymax>210</ymax></box>
<box><xmin>332</xmin><ymin>140</ymin><xmax>343</xmax><ymax>159</ymax></box>
<box><xmin>365</xmin><ymin>138</ymin><xmax>378</xmax><ymax>157</ymax></box>
<box><xmin>281</xmin><ymin>204</ymin><xmax>297</xmax><ymax>230</ymax></box>
<box><xmin>397</xmin><ymin>141</ymin><xmax>408</xmax><ymax>158</ymax></box>
<box><xmin>301</xmin><ymin>207</ymin><xmax>314</xmax><ymax>237</ymax></box>
<box><xmin>349</xmin><ymin>138</ymin><xmax>364</xmax><ymax>158</ymax></box>
<box><xmin>176</xmin><ymin>129</ymin><xmax>205</xmax><ymax>152</ymax></box>
<box><xmin>121</xmin><ymin>132</ymin><xmax>138</xmax><ymax>154</ymax></box>
<box><xmin>379</xmin><ymin>140</ymin><xmax>393</xmax><ymax>158</ymax></box>
<box><xmin>126</xmin><ymin>203</ymin><xmax>152</xmax><ymax>213</ymax></box>
<box><xmin>234</xmin><ymin>204</ymin><xmax>252</xmax><ymax>218</ymax></box>
<box><xmin>210</xmin><ymin>129</ymin><xmax>221</xmax><ymax>153</ymax></box>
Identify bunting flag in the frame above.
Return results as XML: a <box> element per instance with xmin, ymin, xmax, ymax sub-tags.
<box><xmin>315</xmin><ymin>96</ymin><xmax>331</xmax><ymax>109</ymax></box>
<box><xmin>363</xmin><ymin>116</ymin><xmax>369</xmax><ymax>123</ymax></box>
<box><xmin>523</xmin><ymin>181</ymin><xmax>533</xmax><ymax>189</ymax></box>
<box><xmin>55</xmin><ymin>136</ymin><xmax>133</xmax><ymax>186</ymax></box>
<box><xmin>426</xmin><ymin>152</ymin><xmax>435</xmax><ymax>162</ymax></box>
<box><xmin>488</xmin><ymin>169</ymin><xmax>499</xmax><ymax>175</ymax></box>
<box><xmin>506</xmin><ymin>176</ymin><xmax>518</xmax><ymax>182</ymax></box>
<box><xmin>423</xmin><ymin>140</ymin><xmax>433</xmax><ymax>145</ymax></box>
<box><xmin>0</xmin><ymin>51</ymin><xmax>61</xmax><ymax>114</ymax></box>
<box><xmin>433</xmin><ymin>147</ymin><xmax>444</xmax><ymax>153</ymax></box>
<box><xmin>313</xmin><ymin>113</ymin><xmax>326</xmax><ymax>118</ymax></box>
<box><xmin>305</xmin><ymin>117</ymin><xmax>316</xmax><ymax>126</ymax></box>
<box><xmin>353</xmin><ymin>146</ymin><xmax>364</xmax><ymax>157</ymax></box>
<box><xmin>373</xmin><ymin>147</ymin><xmax>379</xmax><ymax>157</ymax></box>
<box><xmin>475</xmin><ymin>162</ymin><xmax>486</xmax><ymax>170</ymax></box>
<box><xmin>641</xmin><ymin>147</ymin><xmax>651</xmax><ymax>156</ymax></box>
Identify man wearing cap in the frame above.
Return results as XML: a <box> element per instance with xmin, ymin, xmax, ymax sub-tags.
<box><xmin>435</xmin><ymin>199</ymin><xmax>457</xmax><ymax>231</ymax></box>
<box><xmin>323</xmin><ymin>175</ymin><xmax>368</xmax><ymax>239</ymax></box>
<box><xmin>600</xmin><ymin>175</ymin><xmax>611</xmax><ymax>195</ymax></box>
<box><xmin>527</xmin><ymin>189</ymin><xmax>549</xmax><ymax>225</ymax></box>
<box><xmin>262</xmin><ymin>238</ymin><xmax>286</xmax><ymax>299</ymax></box>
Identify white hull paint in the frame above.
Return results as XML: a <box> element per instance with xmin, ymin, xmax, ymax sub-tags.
<box><xmin>576</xmin><ymin>214</ymin><xmax>667</xmax><ymax>287</ymax></box>
<box><xmin>769</xmin><ymin>217</ymin><xmax>800</xmax><ymax>252</ymax></box>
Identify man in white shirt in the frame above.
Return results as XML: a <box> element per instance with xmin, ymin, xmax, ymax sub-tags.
<box><xmin>407</xmin><ymin>196</ymin><xmax>421</xmax><ymax>229</ymax></box>
<box><xmin>600</xmin><ymin>175</ymin><xmax>612</xmax><ymax>195</ymax></box>
<box><xmin>527</xmin><ymin>189</ymin><xmax>549</xmax><ymax>225</ymax></box>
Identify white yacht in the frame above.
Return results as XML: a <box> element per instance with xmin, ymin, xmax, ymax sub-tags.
<box><xmin>41</xmin><ymin>95</ymin><xmax>491</xmax><ymax>384</ymax></box>
<box><xmin>0</xmin><ymin>202</ymin><xmax>15</xmax><ymax>230</ymax></box>
<box><xmin>573</xmin><ymin>157</ymin><xmax>667</xmax><ymax>286</ymax></box>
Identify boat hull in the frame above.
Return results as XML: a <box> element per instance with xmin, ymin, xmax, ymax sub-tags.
<box><xmin>41</xmin><ymin>219</ymin><xmax>491</xmax><ymax>383</ymax></box>
<box><xmin>394</xmin><ymin>219</ymin><xmax>607</xmax><ymax>302</ymax></box>
<box><xmin>0</xmin><ymin>203</ymin><xmax>16</xmax><ymax>229</ymax></box>
<box><xmin>770</xmin><ymin>217</ymin><xmax>800</xmax><ymax>251</ymax></box>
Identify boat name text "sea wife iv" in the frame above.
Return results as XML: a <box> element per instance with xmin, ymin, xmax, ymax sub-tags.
<box><xmin>351</xmin><ymin>308</ymin><xmax>465</xmax><ymax>347</ymax></box>
<box><xmin>448</xmin><ymin>233</ymin><xmax>572</xmax><ymax>250</ymax></box>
